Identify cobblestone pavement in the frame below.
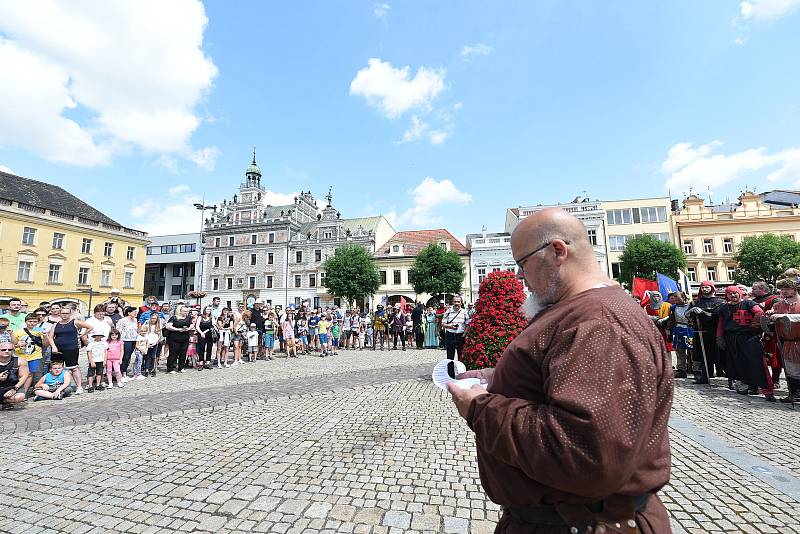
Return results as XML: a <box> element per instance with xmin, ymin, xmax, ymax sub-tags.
<box><xmin>1</xmin><ymin>348</ymin><xmax>799</xmax><ymax>533</ymax></box>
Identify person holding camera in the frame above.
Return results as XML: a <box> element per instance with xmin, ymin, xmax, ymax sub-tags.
<box><xmin>442</xmin><ymin>296</ymin><xmax>468</xmax><ymax>361</ymax></box>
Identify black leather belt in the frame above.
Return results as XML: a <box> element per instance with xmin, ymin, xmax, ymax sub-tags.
<box><xmin>503</xmin><ymin>494</ymin><xmax>649</xmax><ymax>527</ymax></box>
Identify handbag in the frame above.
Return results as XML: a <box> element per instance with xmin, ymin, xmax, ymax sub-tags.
<box><xmin>211</xmin><ymin>326</ymin><xmax>219</xmax><ymax>343</ymax></box>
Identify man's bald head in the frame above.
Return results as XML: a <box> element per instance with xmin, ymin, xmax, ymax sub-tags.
<box><xmin>511</xmin><ymin>208</ymin><xmax>595</xmax><ymax>263</ymax></box>
<box><xmin>512</xmin><ymin>208</ymin><xmax>608</xmax><ymax>317</ymax></box>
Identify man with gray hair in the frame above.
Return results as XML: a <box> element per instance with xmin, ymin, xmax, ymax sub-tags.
<box><xmin>449</xmin><ymin>208</ymin><xmax>673</xmax><ymax>533</ymax></box>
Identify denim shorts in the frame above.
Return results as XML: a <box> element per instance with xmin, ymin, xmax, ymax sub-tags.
<box><xmin>319</xmin><ymin>333</ymin><xmax>328</xmax><ymax>344</ymax></box>
<box><xmin>299</xmin><ymin>336</ymin><xmax>308</xmax><ymax>344</ymax></box>
<box><xmin>263</xmin><ymin>333</ymin><xmax>275</xmax><ymax>348</ymax></box>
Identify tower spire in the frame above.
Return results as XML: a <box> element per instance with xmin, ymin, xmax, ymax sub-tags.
<box><xmin>326</xmin><ymin>186</ymin><xmax>333</xmax><ymax>206</ymax></box>
<box><xmin>252</xmin><ymin>146</ymin><xmax>257</xmax><ymax>165</ymax></box>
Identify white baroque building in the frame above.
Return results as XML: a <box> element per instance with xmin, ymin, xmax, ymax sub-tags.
<box><xmin>202</xmin><ymin>153</ymin><xmax>394</xmax><ymax>309</ymax></box>
<box><xmin>465</xmin><ymin>228</ymin><xmax>515</xmax><ymax>299</ymax></box>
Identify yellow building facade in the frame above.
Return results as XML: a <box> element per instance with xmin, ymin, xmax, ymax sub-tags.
<box><xmin>0</xmin><ymin>171</ymin><xmax>149</xmax><ymax>312</ymax></box>
<box><xmin>373</xmin><ymin>229</ymin><xmax>472</xmax><ymax>306</ymax></box>
<box><xmin>601</xmin><ymin>196</ymin><xmax>674</xmax><ymax>280</ymax></box>
<box><xmin>672</xmin><ymin>191</ymin><xmax>800</xmax><ymax>284</ymax></box>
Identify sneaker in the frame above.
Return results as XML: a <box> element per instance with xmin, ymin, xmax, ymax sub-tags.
<box><xmin>216</xmin><ymin>362</ymin><xmax>222</xmax><ymax>369</ymax></box>
<box><xmin>169</xmin><ymin>370</ymin><xmax>177</xmax><ymax>374</ymax></box>
<box><xmin>764</xmin><ymin>394</ymin><xmax>776</xmax><ymax>402</ymax></box>
<box><xmin>121</xmin><ymin>376</ymin><xmax>131</xmax><ymax>383</ymax></box>
<box><xmin>179</xmin><ymin>369</ymin><xmax>186</xmax><ymax>373</ymax></box>
<box><xmin>151</xmin><ymin>370</ymin><xmax>157</xmax><ymax>377</ymax></box>
<box><xmin>117</xmin><ymin>383</ymin><xmax>125</xmax><ymax>388</ymax></box>
<box><xmin>135</xmin><ymin>375</ymin><xmax>146</xmax><ymax>380</ymax></box>
<box><xmin>75</xmin><ymin>387</ymin><xmax>84</xmax><ymax>395</ymax></box>
<box><xmin>86</xmin><ymin>386</ymin><xmax>94</xmax><ymax>393</ymax></box>
<box><xmin>223</xmin><ymin>362</ymin><xmax>229</xmax><ymax>368</ymax></box>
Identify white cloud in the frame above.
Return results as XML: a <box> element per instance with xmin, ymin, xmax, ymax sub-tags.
<box><xmin>388</xmin><ymin>177</ymin><xmax>472</xmax><ymax>228</ymax></box>
<box><xmin>661</xmin><ymin>140</ymin><xmax>800</xmax><ymax>193</ymax></box>
<box><xmin>739</xmin><ymin>0</ymin><xmax>800</xmax><ymax>21</ymax></box>
<box><xmin>350</xmin><ymin>58</ymin><xmax>445</xmax><ymax>119</ymax></box>
<box><xmin>262</xmin><ymin>190</ymin><xmax>299</xmax><ymax>206</ymax></box>
<box><xmin>168</xmin><ymin>185</ymin><xmax>190</xmax><ymax>196</ymax></box>
<box><xmin>373</xmin><ymin>3</ymin><xmax>390</xmax><ymax>19</ymax></box>
<box><xmin>398</xmin><ymin>115</ymin><xmax>449</xmax><ymax>145</ymax></box>
<box><xmin>0</xmin><ymin>165</ymin><xmax>13</xmax><ymax>174</ymax></box>
<box><xmin>189</xmin><ymin>146</ymin><xmax>220</xmax><ymax>171</ymax></box>
<box><xmin>460</xmin><ymin>43</ymin><xmax>493</xmax><ymax>59</ymax></box>
<box><xmin>0</xmin><ymin>0</ymin><xmax>218</xmax><ymax>168</ymax></box>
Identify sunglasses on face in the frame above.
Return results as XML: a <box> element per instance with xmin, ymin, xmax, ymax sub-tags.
<box><xmin>0</xmin><ymin>348</ymin><xmax>13</xmax><ymax>352</ymax></box>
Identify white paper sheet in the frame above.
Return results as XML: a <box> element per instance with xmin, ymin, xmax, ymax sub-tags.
<box><xmin>432</xmin><ymin>359</ymin><xmax>487</xmax><ymax>391</ymax></box>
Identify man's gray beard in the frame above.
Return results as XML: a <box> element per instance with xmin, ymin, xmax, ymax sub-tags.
<box><xmin>520</xmin><ymin>292</ymin><xmax>548</xmax><ymax>321</ymax></box>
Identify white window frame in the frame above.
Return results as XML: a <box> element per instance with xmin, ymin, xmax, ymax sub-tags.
<box><xmin>587</xmin><ymin>229</ymin><xmax>597</xmax><ymax>246</ymax></box>
<box><xmin>22</xmin><ymin>226</ymin><xmax>37</xmax><ymax>245</ymax></box>
<box><xmin>683</xmin><ymin>240</ymin><xmax>694</xmax><ymax>255</ymax></box>
<box><xmin>248</xmin><ymin>276</ymin><xmax>256</xmax><ymax>290</ymax></box>
<box><xmin>250</xmin><ymin>253</ymin><xmax>257</xmax><ymax>266</ymax></box>
<box><xmin>81</xmin><ymin>238</ymin><xmax>93</xmax><ymax>254</ymax></box>
<box><xmin>48</xmin><ymin>263</ymin><xmax>62</xmax><ymax>284</ymax></box>
<box><xmin>309</xmin><ymin>273</ymin><xmax>316</xmax><ymax>287</ymax></box>
<box><xmin>727</xmin><ymin>265</ymin><xmax>736</xmax><ymax>281</ymax></box>
<box><xmin>294</xmin><ymin>274</ymin><xmax>302</xmax><ymax>288</ymax></box>
<box><xmin>103</xmin><ymin>242</ymin><xmax>113</xmax><ymax>257</ymax></box>
<box><xmin>227</xmin><ymin>255</ymin><xmax>234</xmax><ymax>267</ymax></box>
<box><xmin>686</xmin><ymin>267</ymin><xmax>697</xmax><ymax>282</ymax></box>
<box><xmin>228</xmin><ymin>236</ymin><xmax>235</xmax><ymax>246</ymax></box>
<box><xmin>606</xmin><ymin>209</ymin><xmax>632</xmax><ymax>225</ymax></box>
<box><xmin>126</xmin><ymin>246</ymin><xmax>135</xmax><ymax>260</ymax></box>
<box><xmin>706</xmin><ymin>266</ymin><xmax>717</xmax><ymax>281</ymax></box>
<box><xmin>226</xmin><ymin>277</ymin><xmax>233</xmax><ymax>290</ymax></box>
<box><xmin>703</xmin><ymin>239</ymin><xmax>714</xmax><ymax>254</ymax></box>
<box><xmin>78</xmin><ymin>266</ymin><xmax>91</xmax><ymax>285</ymax></box>
<box><xmin>251</xmin><ymin>234</ymin><xmax>257</xmax><ymax>245</ymax></box>
<box><xmin>100</xmin><ymin>269</ymin><xmax>112</xmax><ymax>287</ymax></box>
<box><xmin>214</xmin><ymin>237</ymin><xmax>221</xmax><ymax>247</ymax></box>
<box><xmin>723</xmin><ymin>238</ymin><xmax>734</xmax><ymax>254</ymax></box>
<box><xmin>212</xmin><ymin>278</ymin><xmax>219</xmax><ymax>290</ymax></box>
<box><xmin>52</xmin><ymin>232</ymin><xmax>64</xmax><ymax>249</ymax></box>
<box><xmin>17</xmin><ymin>260</ymin><xmax>33</xmax><ymax>282</ymax></box>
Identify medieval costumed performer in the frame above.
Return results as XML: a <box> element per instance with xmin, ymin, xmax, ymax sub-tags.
<box><xmin>643</xmin><ymin>291</ymin><xmax>672</xmax><ymax>352</ymax></box>
<box><xmin>767</xmin><ymin>278</ymin><xmax>800</xmax><ymax>404</ymax></box>
<box><xmin>686</xmin><ymin>281</ymin><xmax>724</xmax><ymax>385</ymax></box>
<box><xmin>662</xmin><ymin>292</ymin><xmax>693</xmax><ymax>379</ymax></box>
<box><xmin>752</xmin><ymin>281</ymin><xmax>782</xmax><ymax>387</ymax></box>
<box><xmin>716</xmin><ymin>286</ymin><xmax>774</xmax><ymax>401</ymax></box>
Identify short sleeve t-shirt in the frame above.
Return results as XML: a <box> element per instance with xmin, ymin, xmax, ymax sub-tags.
<box><xmin>308</xmin><ymin>316</ymin><xmax>320</xmax><ymax>328</ymax></box>
<box><xmin>87</xmin><ymin>340</ymin><xmax>109</xmax><ymax>363</ymax></box>
<box><xmin>14</xmin><ymin>328</ymin><xmax>43</xmax><ymax>361</ymax></box>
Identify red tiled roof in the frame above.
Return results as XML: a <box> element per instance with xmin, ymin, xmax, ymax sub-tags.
<box><xmin>374</xmin><ymin>229</ymin><xmax>468</xmax><ymax>258</ymax></box>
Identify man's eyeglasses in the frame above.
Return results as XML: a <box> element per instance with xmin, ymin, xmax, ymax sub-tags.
<box><xmin>514</xmin><ymin>239</ymin><xmax>571</xmax><ymax>271</ymax></box>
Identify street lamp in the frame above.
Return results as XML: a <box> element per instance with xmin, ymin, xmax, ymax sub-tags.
<box><xmin>194</xmin><ymin>201</ymin><xmax>217</xmax><ymax>306</ymax></box>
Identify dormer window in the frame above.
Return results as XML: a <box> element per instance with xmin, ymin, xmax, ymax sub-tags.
<box><xmin>392</xmin><ymin>245</ymin><xmax>400</xmax><ymax>253</ymax></box>
<box><xmin>439</xmin><ymin>241</ymin><xmax>449</xmax><ymax>251</ymax></box>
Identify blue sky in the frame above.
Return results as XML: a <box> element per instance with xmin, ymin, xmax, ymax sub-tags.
<box><xmin>1</xmin><ymin>1</ymin><xmax>799</xmax><ymax>240</ymax></box>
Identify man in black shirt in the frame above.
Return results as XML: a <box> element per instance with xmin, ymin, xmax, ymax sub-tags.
<box><xmin>411</xmin><ymin>303</ymin><xmax>424</xmax><ymax>349</ymax></box>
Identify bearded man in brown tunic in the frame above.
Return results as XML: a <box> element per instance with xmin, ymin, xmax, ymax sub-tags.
<box><xmin>449</xmin><ymin>209</ymin><xmax>674</xmax><ymax>534</ymax></box>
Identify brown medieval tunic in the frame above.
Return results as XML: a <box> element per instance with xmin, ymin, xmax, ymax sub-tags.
<box><xmin>466</xmin><ymin>286</ymin><xmax>673</xmax><ymax>533</ymax></box>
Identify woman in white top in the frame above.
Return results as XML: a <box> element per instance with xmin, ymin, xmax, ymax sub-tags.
<box><xmin>116</xmin><ymin>306</ymin><xmax>141</xmax><ymax>379</ymax></box>
<box><xmin>216</xmin><ymin>308</ymin><xmax>233</xmax><ymax>368</ymax></box>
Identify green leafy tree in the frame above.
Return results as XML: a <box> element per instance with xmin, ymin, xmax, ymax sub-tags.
<box><xmin>619</xmin><ymin>234</ymin><xmax>686</xmax><ymax>287</ymax></box>
<box><xmin>733</xmin><ymin>234</ymin><xmax>800</xmax><ymax>286</ymax></box>
<box><xmin>409</xmin><ymin>243</ymin><xmax>465</xmax><ymax>298</ymax></box>
<box><xmin>323</xmin><ymin>244</ymin><xmax>380</xmax><ymax>306</ymax></box>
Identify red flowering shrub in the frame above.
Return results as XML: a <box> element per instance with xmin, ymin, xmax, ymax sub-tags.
<box><xmin>462</xmin><ymin>270</ymin><xmax>527</xmax><ymax>369</ymax></box>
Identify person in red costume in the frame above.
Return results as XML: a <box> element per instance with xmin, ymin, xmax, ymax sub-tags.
<box><xmin>716</xmin><ymin>286</ymin><xmax>773</xmax><ymax>401</ymax></box>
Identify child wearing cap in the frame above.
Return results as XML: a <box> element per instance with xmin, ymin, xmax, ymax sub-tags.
<box><xmin>86</xmin><ymin>331</ymin><xmax>108</xmax><ymax>392</ymax></box>
<box><xmin>246</xmin><ymin>323</ymin><xmax>259</xmax><ymax>362</ymax></box>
